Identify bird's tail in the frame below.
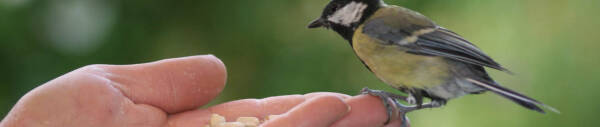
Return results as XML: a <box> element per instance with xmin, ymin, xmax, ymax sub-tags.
<box><xmin>466</xmin><ymin>78</ymin><xmax>560</xmax><ymax>114</ymax></box>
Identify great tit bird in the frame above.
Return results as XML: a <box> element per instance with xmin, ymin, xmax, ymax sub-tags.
<box><xmin>308</xmin><ymin>0</ymin><xmax>558</xmax><ymax>125</ymax></box>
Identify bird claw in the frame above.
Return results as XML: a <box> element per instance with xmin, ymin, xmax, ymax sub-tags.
<box><xmin>361</xmin><ymin>87</ymin><xmax>410</xmax><ymax>125</ymax></box>
<box><xmin>400</xmin><ymin>114</ymin><xmax>410</xmax><ymax>127</ymax></box>
<box><xmin>360</xmin><ymin>87</ymin><xmax>445</xmax><ymax>126</ymax></box>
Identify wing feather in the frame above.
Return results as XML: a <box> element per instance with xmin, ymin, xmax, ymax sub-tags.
<box><xmin>362</xmin><ymin>17</ymin><xmax>511</xmax><ymax>73</ymax></box>
<box><xmin>417</xmin><ymin>28</ymin><xmax>511</xmax><ymax>73</ymax></box>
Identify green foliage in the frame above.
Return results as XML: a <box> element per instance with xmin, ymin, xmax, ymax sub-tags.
<box><xmin>1</xmin><ymin>0</ymin><xmax>598</xmax><ymax>126</ymax></box>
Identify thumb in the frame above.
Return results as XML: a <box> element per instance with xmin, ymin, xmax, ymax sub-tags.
<box><xmin>101</xmin><ymin>55</ymin><xmax>228</xmax><ymax>113</ymax></box>
<box><xmin>1</xmin><ymin>55</ymin><xmax>227</xmax><ymax>127</ymax></box>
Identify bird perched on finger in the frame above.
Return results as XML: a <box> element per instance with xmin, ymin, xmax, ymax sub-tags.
<box><xmin>307</xmin><ymin>0</ymin><xmax>558</xmax><ymax>126</ymax></box>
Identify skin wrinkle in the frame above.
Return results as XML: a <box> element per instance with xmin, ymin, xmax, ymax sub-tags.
<box><xmin>93</xmin><ymin>65</ymin><xmax>136</xmax><ymax>107</ymax></box>
<box><xmin>115</xmin><ymin>98</ymin><xmax>128</xmax><ymax>124</ymax></box>
<box><xmin>94</xmin><ymin>73</ymin><xmax>127</xmax><ymax>125</ymax></box>
<box><xmin>256</xmin><ymin>99</ymin><xmax>268</xmax><ymax>119</ymax></box>
<box><xmin>82</xmin><ymin>65</ymin><xmax>138</xmax><ymax>119</ymax></box>
<box><xmin>167</xmin><ymin>70</ymin><xmax>177</xmax><ymax>112</ymax></box>
<box><xmin>87</xmin><ymin>71</ymin><xmax>125</xmax><ymax>99</ymax></box>
<box><xmin>124</xmin><ymin>104</ymin><xmax>163</xmax><ymax>126</ymax></box>
<box><xmin>79</xmin><ymin>65</ymin><xmax>167</xmax><ymax>126</ymax></box>
<box><xmin>68</xmin><ymin>71</ymin><xmax>116</xmax><ymax>125</ymax></box>
<box><xmin>283</xmin><ymin>95</ymin><xmax>305</xmax><ymax>114</ymax></box>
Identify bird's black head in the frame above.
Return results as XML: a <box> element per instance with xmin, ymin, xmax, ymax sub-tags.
<box><xmin>308</xmin><ymin>0</ymin><xmax>383</xmax><ymax>41</ymax></box>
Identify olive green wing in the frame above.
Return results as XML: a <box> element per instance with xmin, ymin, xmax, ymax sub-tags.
<box><xmin>362</xmin><ymin>18</ymin><xmax>511</xmax><ymax>73</ymax></box>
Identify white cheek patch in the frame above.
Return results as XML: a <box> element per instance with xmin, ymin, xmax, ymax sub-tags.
<box><xmin>327</xmin><ymin>2</ymin><xmax>368</xmax><ymax>27</ymax></box>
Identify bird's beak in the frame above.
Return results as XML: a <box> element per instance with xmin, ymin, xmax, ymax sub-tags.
<box><xmin>307</xmin><ymin>18</ymin><xmax>327</xmax><ymax>29</ymax></box>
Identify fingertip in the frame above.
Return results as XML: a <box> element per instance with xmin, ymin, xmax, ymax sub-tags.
<box><xmin>179</xmin><ymin>55</ymin><xmax>227</xmax><ymax>77</ymax></box>
<box><xmin>163</xmin><ymin>55</ymin><xmax>227</xmax><ymax>85</ymax></box>
<box><xmin>201</xmin><ymin>54</ymin><xmax>226</xmax><ymax>70</ymax></box>
<box><xmin>331</xmin><ymin>95</ymin><xmax>390</xmax><ymax>127</ymax></box>
<box><xmin>176</xmin><ymin>55</ymin><xmax>228</xmax><ymax>91</ymax></box>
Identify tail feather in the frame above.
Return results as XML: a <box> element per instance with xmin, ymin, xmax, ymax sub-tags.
<box><xmin>466</xmin><ymin>78</ymin><xmax>560</xmax><ymax>114</ymax></box>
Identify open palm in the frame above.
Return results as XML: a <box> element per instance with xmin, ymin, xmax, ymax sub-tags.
<box><xmin>0</xmin><ymin>55</ymin><xmax>405</xmax><ymax>127</ymax></box>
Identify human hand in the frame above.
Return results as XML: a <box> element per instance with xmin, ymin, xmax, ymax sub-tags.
<box><xmin>0</xmin><ymin>55</ymin><xmax>405</xmax><ymax>127</ymax></box>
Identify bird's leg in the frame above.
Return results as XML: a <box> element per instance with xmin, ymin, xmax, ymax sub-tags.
<box><xmin>393</xmin><ymin>99</ymin><xmax>446</xmax><ymax>113</ymax></box>
<box><xmin>360</xmin><ymin>87</ymin><xmax>408</xmax><ymax>101</ymax></box>
<box><xmin>382</xmin><ymin>100</ymin><xmax>444</xmax><ymax>127</ymax></box>
<box><xmin>361</xmin><ymin>87</ymin><xmax>446</xmax><ymax>127</ymax></box>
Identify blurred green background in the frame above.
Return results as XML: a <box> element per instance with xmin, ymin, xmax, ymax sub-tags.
<box><xmin>1</xmin><ymin>0</ymin><xmax>598</xmax><ymax>126</ymax></box>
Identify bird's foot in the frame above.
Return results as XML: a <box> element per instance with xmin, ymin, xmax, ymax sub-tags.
<box><xmin>360</xmin><ymin>87</ymin><xmax>407</xmax><ymax>100</ymax></box>
<box><xmin>360</xmin><ymin>87</ymin><xmax>445</xmax><ymax>127</ymax></box>
<box><xmin>360</xmin><ymin>87</ymin><xmax>403</xmax><ymax>125</ymax></box>
<box><xmin>399</xmin><ymin>113</ymin><xmax>410</xmax><ymax>127</ymax></box>
<box><xmin>391</xmin><ymin>101</ymin><xmax>445</xmax><ymax>127</ymax></box>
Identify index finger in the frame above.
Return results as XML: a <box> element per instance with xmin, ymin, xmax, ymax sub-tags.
<box><xmin>331</xmin><ymin>95</ymin><xmax>406</xmax><ymax>127</ymax></box>
<box><xmin>165</xmin><ymin>92</ymin><xmax>351</xmax><ymax>127</ymax></box>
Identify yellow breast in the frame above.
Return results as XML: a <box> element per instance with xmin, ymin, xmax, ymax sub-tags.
<box><xmin>352</xmin><ymin>26</ymin><xmax>450</xmax><ymax>89</ymax></box>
